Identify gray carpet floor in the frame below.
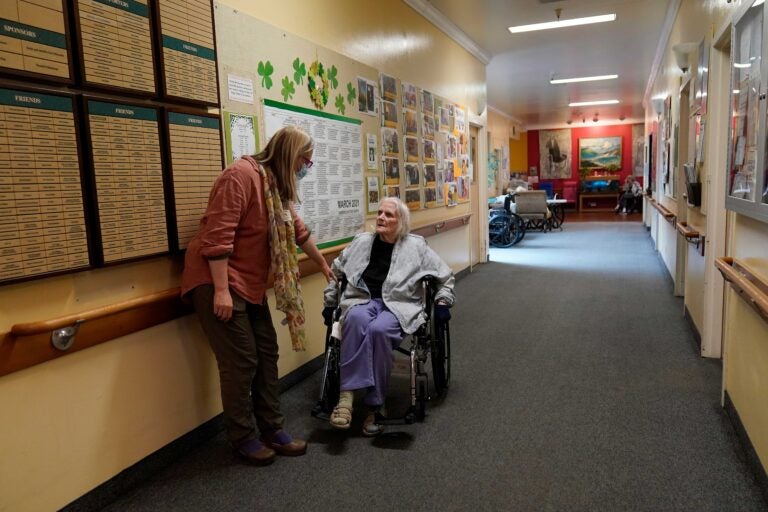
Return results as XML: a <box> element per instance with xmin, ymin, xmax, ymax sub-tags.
<box><xmin>101</xmin><ymin>222</ymin><xmax>767</xmax><ymax>512</ymax></box>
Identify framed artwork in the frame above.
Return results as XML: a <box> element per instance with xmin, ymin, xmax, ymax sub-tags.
<box><xmin>579</xmin><ymin>136</ymin><xmax>622</xmax><ymax>171</ymax></box>
<box><xmin>539</xmin><ymin>129</ymin><xmax>571</xmax><ymax>178</ymax></box>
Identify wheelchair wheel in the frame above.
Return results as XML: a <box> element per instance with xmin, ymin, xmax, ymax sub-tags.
<box><xmin>488</xmin><ymin>215</ymin><xmax>514</xmax><ymax>248</ymax></box>
<box><xmin>508</xmin><ymin>213</ymin><xmax>525</xmax><ymax>245</ymax></box>
<box><xmin>431</xmin><ymin>319</ymin><xmax>450</xmax><ymax>397</ymax></box>
<box><xmin>315</xmin><ymin>339</ymin><xmax>340</xmax><ymax>416</ymax></box>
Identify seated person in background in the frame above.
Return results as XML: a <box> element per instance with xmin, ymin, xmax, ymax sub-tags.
<box><xmin>615</xmin><ymin>175</ymin><xmax>642</xmax><ymax>214</ymax></box>
<box><xmin>322</xmin><ymin>197</ymin><xmax>455</xmax><ymax>436</ymax></box>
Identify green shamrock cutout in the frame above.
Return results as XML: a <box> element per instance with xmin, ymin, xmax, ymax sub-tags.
<box><xmin>335</xmin><ymin>94</ymin><xmax>345</xmax><ymax>114</ymax></box>
<box><xmin>293</xmin><ymin>58</ymin><xmax>306</xmax><ymax>84</ymax></box>
<box><xmin>281</xmin><ymin>76</ymin><xmax>295</xmax><ymax>101</ymax></box>
<box><xmin>328</xmin><ymin>65</ymin><xmax>339</xmax><ymax>89</ymax></box>
<box><xmin>257</xmin><ymin>60</ymin><xmax>274</xmax><ymax>89</ymax></box>
<box><xmin>346</xmin><ymin>82</ymin><xmax>356</xmax><ymax>104</ymax></box>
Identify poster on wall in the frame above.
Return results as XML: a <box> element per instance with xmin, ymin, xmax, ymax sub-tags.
<box><xmin>366</xmin><ymin>133</ymin><xmax>377</xmax><ymax>170</ymax></box>
<box><xmin>223</xmin><ymin>111</ymin><xmax>259</xmax><ymax>165</ymax></box>
<box><xmin>632</xmin><ymin>124</ymin><xmax>644</xmax><ymax>176</ymax></box>
<box><xmin>262</xmin><ymin>99</ymin><xmax>363</xmax><ymax>248</ymax></box>
<box><xmin>539</xmin><ymin>129</ymin><xmax>571</xmax><ymax>178</ymax></box>
<box><xmin>357</xmin><ymin>76</ymin><xmax>379</xmax><ymax>116</ymax></box>
<box><xmin>367</xmin><ymin>176</ymin><xmax>380</xmax><ymax>214</ymax></box>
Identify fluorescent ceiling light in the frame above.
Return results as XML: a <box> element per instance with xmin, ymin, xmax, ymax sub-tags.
<box><xmin>509</xmin><ymin>14</ymin><xmax>616</xmax><ymax>34</ymax></box>
<box><xmin>568</xmin><ymin>99</ymin><xmax>620</xmax><ymax>107</ymax></box>
<box><xmin>550</xmin><ymin>74</ymin><xmax>618</xmax><ymax>84</ymax></box>
<box><xmin>734</xmin><ymin>62</ymin><xmax>751</xmax><ymax>68</ymax></box>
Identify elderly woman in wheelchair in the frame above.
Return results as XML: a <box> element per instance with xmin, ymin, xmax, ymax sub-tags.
<box><xmin>321</xmin><ymin>197</ymin><xmax>455</xmax><ymax>436</ymax></box>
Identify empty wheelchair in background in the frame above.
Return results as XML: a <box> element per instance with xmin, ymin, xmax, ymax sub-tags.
<box><xmin>312</xmin><ymin>276</ymin><xmax>451</xmax><ymax>424</ymax></box>
<box><xmin>488</xmin><ymin>194</ymin><xmax>525</xmax><ymax>248</ymax></box>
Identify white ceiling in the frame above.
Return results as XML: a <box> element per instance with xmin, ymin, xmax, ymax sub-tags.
<box><xmin>420</xmin><ymin>0</ymin><xmax>672</xmax><ymax>129</ymax></box>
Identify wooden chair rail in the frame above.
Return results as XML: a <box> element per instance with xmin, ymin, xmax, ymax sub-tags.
<box><xmin>650</xmin><ymin>199</ymin><xmax>676</xmax><ymax>224</ymax></box>
<box><xmin>715</xmin><ymin>257</ymin><xmax>768</xmax><ymax>323</ymax></box>
<box><xmin>1</xmin><ymin>245</ymin><xmax>344</xmax><ymax>378</ymax></box>
<box><xmin>1</xmin><ymin>211</ymin><xmax>469</xmax><ymax>378</ymax></box>
<box><xmin>411</xmin><ymin>214</ymin><xmax>472</xmax><ymax>238</ymax></box>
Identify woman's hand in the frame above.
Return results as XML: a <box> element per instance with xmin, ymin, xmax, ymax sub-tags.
<box><xmin>321</xmin><ymin>264</ymin><xmax>336</xmax><ymax>283</ymax></box>
<box><xmin>213</xmin><ymin>288</ymin><xmax>233</xmax><ymax>321</ymax></box>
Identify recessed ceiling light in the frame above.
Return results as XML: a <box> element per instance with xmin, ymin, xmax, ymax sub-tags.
<box><xmin>569</xmin><ymin>99</ymin><xmax>620</xmax><ymax>107</ymax></box>
<box><xmin>550</xmin><ymin>74</ymin><xmax>618</xmax><ymax>84</ymax></box>
<box><xmin>509</xmin><ymin>14</ymin><xmax>616</xmax><ymax>34</ymax></box>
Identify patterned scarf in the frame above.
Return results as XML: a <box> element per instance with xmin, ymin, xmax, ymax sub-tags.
<box><xmin>256</xmin><ymin>163</ymin><xmax>306</xmax><ymax>351</ymax></box>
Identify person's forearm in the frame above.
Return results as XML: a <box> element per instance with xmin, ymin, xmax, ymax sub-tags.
<box><xmin>300</xmin><ymin>235</ymin><xmax>329</xmax><ymax>270</ymax></box>
<box><xmin>208</xmin><ymin>258</ymin><xmax>229</xmax><ymax>291</ymax></box>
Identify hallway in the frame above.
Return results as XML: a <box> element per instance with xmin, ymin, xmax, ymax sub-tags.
<box><xmin>94</xmin><ymin>222</ymin><xmax>766</xmax><ymax>512</ymax></box>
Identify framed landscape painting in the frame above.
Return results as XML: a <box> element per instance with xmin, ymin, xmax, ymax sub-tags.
<box><xmin>579</xmin><ymin>136</ymin><xmax>622</xmax><ymax>170</ymax></box>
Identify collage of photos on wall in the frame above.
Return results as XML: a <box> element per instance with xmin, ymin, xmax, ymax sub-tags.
<box><xmin>372</xmin><ymin>73</ymin><xmax>471</xmax><ymax>213</ymax></box>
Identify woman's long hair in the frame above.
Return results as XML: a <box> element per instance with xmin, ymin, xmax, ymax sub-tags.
<box><xmin>252</xmin><ymin>126</ymin><xmax>313</xmax><ymax>202</ymax></box>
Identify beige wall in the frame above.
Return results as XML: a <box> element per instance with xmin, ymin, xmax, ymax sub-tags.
<box><xmin>648</xmin><ymin>0</ymin><xmax>768</xmax><ymax>474</ymax></box>
<box><xmin>0</xmin><ymin>1</ymin><xmax>487</xmax><ymax>510</ymax></box>
<box><xmin>486</xmin><ymin>109</ymin><xmax>516</xmax><ymax>196</ymax></box>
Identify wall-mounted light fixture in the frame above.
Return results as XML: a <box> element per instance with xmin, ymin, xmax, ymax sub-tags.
<box><xmin>672</xmin><ymin>42</ymin><xmax>697</xmax><ymax>73</ymax></box>
<box><xmin>651</xmin><ymin>95</ymin><xmax>666</xmax><ymax>118</ymax></box>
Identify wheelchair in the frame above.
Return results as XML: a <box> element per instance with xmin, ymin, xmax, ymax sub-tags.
<box><xmin>311</xmin><ymin>276</ymin><xmax>451</xmax><ymax>424</ymax></box>
<box><xmin>488</xmin><ymin>202</ymin><xmax>525</xmax><ymax>248</ymax></box>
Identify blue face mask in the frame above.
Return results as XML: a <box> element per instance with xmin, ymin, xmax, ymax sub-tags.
<box><xmin>297</xmin><ymin>164</ymin><xmax>309</xmax><ymax>180</ymax></box>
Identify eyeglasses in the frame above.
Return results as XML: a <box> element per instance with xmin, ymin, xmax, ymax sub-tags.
<box><xmin>302</xmin><ymin>156</ymin><xmax>314</xmax><ymax>168</ymax></box>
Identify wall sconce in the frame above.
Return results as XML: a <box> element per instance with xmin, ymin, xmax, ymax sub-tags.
<box><xmin>651</xmin><ymin>96</ymin><xmax>666</xmax><ymax>118</ymax></box>
<box><xmin>672</xmin><ymin>42</ymin><xmax>697</xmax><ymax>73</ymax></box>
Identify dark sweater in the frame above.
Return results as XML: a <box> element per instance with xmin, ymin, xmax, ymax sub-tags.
<box><xmin>362</xmin><ymin>235</ymin><xmax>394</xmax><ymax>298</ymax></box>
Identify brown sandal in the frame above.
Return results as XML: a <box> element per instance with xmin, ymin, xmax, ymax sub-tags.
<box><xmin>330</xmin><ymin>405</ymin><xmax>352</xmax><ymax>430</ymax></box>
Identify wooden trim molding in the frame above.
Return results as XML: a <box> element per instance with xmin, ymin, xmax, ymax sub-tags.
<box><xmin>715</xmin><ymin>257</ymin><xmax>768</xmax><ymax>323</ymax></box>
<box><xmin>411</xmin><ymin>214</ymin><xmax>471</xmax><ymax>238</ymax></box>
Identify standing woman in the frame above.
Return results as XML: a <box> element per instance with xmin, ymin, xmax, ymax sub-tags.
<box><xmin>182</xmin><ymin>126</ymin><xmax>334</xmax><ymax>465</ymax></box>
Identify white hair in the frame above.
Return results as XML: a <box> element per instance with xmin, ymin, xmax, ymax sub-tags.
<box><xmin>382</xmin><ymin>197</ymin><xmax>410</xmax><ymax>239</ymax></box>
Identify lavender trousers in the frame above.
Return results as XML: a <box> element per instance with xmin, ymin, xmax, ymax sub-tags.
<box><xmin>340</xmin><ymin>299</ymin><xmax>404</xmax><ymax>406</ymax></box>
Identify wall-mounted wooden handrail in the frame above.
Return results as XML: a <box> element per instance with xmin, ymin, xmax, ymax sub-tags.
<box><xmin>10</xmin><ymin>289</ymin><xmax>182</xmax><ymax>337</ymax></box>
<box><xmin>1</xmin><ymin>245</ymin><xmax>345</xmax><ymax>377</ymax></box>
<box><xmin>715</xmin><ymin>257</ymin><xmax>768</xmax><ymax>323</ymax></box>
<box><xmin>650</xmin><ymin>200</ymin><xmax>676</xmax><ymax>224</ymax></box>
<box><xmin>675</xmin><ymin>221</ymin><xmax>700</xmax><ymax>239</ymax></box>
<box><xmin>676</xmin><ymin>221</ymin><xmax>704</xmax><ymax>256</ymax></box>
<box><xmin>411</xmin><ymin>214</ymin><xmax>472</xmax><ymax>238</ymax></box>
<box><xmin>1</xmin><ymin>214</ymin><xmax>471</xmax><ymax>378</ymax></box>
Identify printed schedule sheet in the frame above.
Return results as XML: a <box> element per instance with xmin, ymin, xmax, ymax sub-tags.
<box><xmin>263</xmin><ymin>100</ymin><xmax>364</xmax><ymax>247</ymax></box>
